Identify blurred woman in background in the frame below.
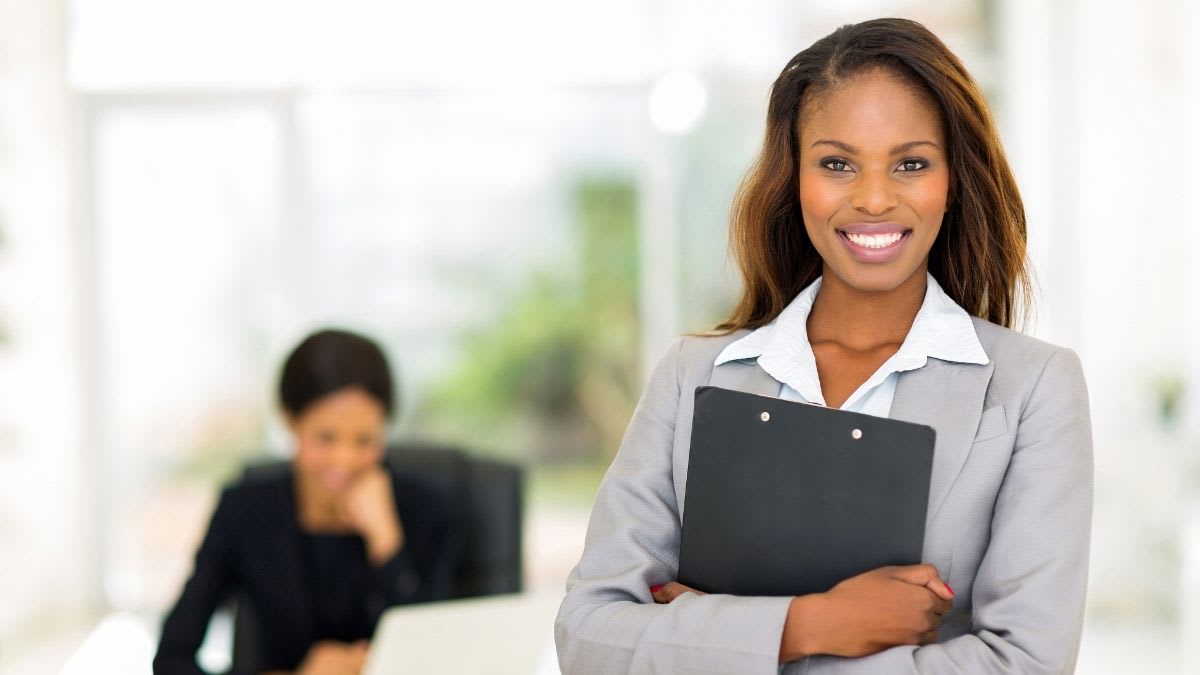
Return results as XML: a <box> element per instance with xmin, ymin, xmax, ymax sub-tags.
<box><xmin>155</xmin><ymin>329</ymin><xmax>452</xmax><ymax>675</ymax></box>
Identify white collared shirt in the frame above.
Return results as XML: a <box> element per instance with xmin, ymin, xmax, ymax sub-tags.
<box><xmin>713</xmin><ymin>273</ymin><xmax>989</xmax><ymax>418</ymax></box>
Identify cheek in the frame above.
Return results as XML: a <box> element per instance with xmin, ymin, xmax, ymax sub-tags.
<box><xmin>353</xmin><ymin>445</ymin><xmax>384</xmax><ymax>470</ymax></box>
<box><xmin>293</xmin><ymin>444</ymin><xmax>321</xmax><ymax>472</ymax></box>
<box><xmin>910</xmin><ymin>175</ymin><xmax>950</xmax><ymax>222</ymax></box>
<box><xmin>797</xmin><ymin>171</ymin><xmax>840</xmax><ymax>226</ymax></box>
<box><xmin>797</xmin><ymin>173</ymin><xmax>843</xmax><ymax>252</ymax></box>
<box><xmin>293</xmin><ymin>432</ymin><xmax>331</xmax><ymax>467</ymax></box>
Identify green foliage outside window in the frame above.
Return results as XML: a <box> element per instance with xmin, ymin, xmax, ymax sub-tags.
<box><xmin>417</xmin><ymin>175</ymin><xmax>642</xmax><ymax>463</ymax></box>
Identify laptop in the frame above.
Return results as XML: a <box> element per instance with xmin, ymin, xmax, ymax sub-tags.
<box><xmin>363</xmin><ymin>591</ymin><xmax>563</xmax><ymax>675</ymax></box>
<box><xmin>677</xmin><ymin>386</ymin><xmax>936</xmax><ymax>597</ymax></box>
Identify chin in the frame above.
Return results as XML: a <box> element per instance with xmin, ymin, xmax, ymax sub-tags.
<box><xmin>305</xmin><ymin>471</ymin><xmax>352</xmax><ymax>494</ymax></box>
<box><xmin>828</xmin><ymin>262</ymin><xmax>924</xmax><ymax>294</ymax></box>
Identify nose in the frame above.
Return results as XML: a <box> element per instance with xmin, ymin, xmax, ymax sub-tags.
<box><xmin>851</xmin><ymin>170</ymin><xmax>899</xmax><ymax>216</ymax></box>
<box><xmin>328</xmin><ymin>441</ymin><xmax>360</xmax><ymax>470</ymax></box>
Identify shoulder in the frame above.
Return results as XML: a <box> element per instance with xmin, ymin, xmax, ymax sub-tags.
<box><xmin>217</xmin><ymin>463</ymin><xmax>293</xmax><ymax>524</ymax></box>
<box><xmin>667</xmin><ymin>329</ymin><xmax>754</xmax><ymax>375</ymax></box>
<box><xmin>971</xmin><ymin>317</ymin><xmax>1059</xmax><ymax>362</ymax></box>
<box><xmin>638</xmin><ymin>330</ymin><xmax>754</xmax><ymax>399</ymax></box>
<box><xmin>970</xmin><ymin>317</ymin><xmax>1087</xmax><ymax>401</ymax></box>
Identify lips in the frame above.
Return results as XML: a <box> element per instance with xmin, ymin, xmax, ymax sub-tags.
<box><xmin>836</xmin><ymin>223</ymin><xmax>911</xmax><ymax>263</ymax></box>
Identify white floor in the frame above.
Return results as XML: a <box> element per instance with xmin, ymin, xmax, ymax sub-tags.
<box><xmin>1076</xmin><ymin>618</ymin><xmax>1183</xmax><ymax>675</ymax></box>
<box><xmin>2</xmin><ymin>505</ymin><xmax>1187</xmax><ymax>674</ymax></box>
<box><xmin>2</xmin><ymin>614</ymin><xmax>1184</xmax><ymax>675</ymax></box>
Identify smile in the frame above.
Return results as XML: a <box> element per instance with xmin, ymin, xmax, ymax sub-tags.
<box><xmin>846</xmin><ymin>232</ymin><xmax>903</xmax><ymax>248</ymax></box>
<box><xmin>837</xmin><ymin>228</ymin><xmax>911</xmax><ymax>263</ymax></box>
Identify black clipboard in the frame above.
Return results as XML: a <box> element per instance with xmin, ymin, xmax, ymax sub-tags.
<box><xmin>677</xmin><ymin>386</ymin><xmax>936</xmax><ymax>597</ymax></box>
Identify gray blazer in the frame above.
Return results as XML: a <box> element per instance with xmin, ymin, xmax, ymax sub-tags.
<box><xmin>555</xmin><ymin>317</ymin><xmax>1093</xmax><ymax>674</ymax></box>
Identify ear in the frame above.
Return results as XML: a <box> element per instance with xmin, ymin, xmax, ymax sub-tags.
<box><xmin>285</xmin><ymin>412</ymin><xmax>301</xmax><ymax>435</ymax></box>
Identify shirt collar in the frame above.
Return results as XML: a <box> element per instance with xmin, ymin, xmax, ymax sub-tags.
<box><xmin>714</xmin><ymin>273</ymin><xmax>988</xmax><ymax>404</ymax></box>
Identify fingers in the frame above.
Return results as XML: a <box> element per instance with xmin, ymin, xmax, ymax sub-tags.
<box><xmin>932</xmin><ymin>580</ymin><xmax>955</xmax><ymax>603</ymax></box>
<box><xmin>299</xmin><ymin>641</ymin><xmax>367</xmax><ymax>675</ymax></box>
<box><xmin>650</xmin><ymin>581</ymin><xmax>705</xmax><ymax>604</ymax></box>
<box><xmin>932</xmin><ymin>594</ymin><xmax>953</xmax><ymax>615</ymax></box>
<box><xmin>337</xmin><ymin>473</ymin><xmax>403</xmax><ymax>544</ymax></box>
<box><xmin>886</xmin><ymin>563</ymin><xmax>938</xmax><ymax>586</ymax></box>
<box><xmin>336</xmin><ymin>642</ymin><xmax>368</xmax><ymax>675</ymax></box>
<box><xmin>888</xmin><ymin>564</ymin><xmax>955</xmax><ymax>602</ymax></box>
<box><xmin>349</xmin><ymin>643</ymin><xmax>369</xmax><ymax>672</ymax></box>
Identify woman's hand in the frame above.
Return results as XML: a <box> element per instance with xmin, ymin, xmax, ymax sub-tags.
<box><xmin>650</xmin><ymin>581</ymin><xmax>706</xmax><ymax>603</ymax></box>
<box><xmin>782</xmin><ymin>564</ymin><xmax>954</xmax><ymax>660</ymax></box>
<box><xmin>651</xmin><ymin>564</ymin><xmax>954</xmax><ymax>662</ymax></box>
<box><xmin>337</xmin><ymin>466</ymin><xmax>405</xmax><ymax>565</ymax></box>
<box><xmin>294</xmin><ymin>640</ymin><xmax>369</xmax><ymax>675</ymax></box>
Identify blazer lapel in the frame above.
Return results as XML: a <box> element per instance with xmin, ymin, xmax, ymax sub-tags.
<box><xmin>258</xmin><ymin>476</ymin><xmax>318</xmax><ymax>644</ymax></box>
<box><xmin>707</xmin><ymin>359</ymin><xmax>780</xmax><ymax>397</ymax></box>
<box><xmin>890</xmin><ymin>357</ymin><xmax>994</xmax><ymax>521</ymax></box>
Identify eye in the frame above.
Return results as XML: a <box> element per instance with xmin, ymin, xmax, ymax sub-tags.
<box><xmin>820</xmin><ymin>157</ymin><xmax>852</xmax><ymax>172</ymax></box>
<box><xmin>316</xmin><ymin>430</ymin><xmax>337</xmax><ymax>446</ymax></box>
<box><xmin>896</xmin><ymin>158</ymin><xmax>928</xmax><ymax>172</ymax></box>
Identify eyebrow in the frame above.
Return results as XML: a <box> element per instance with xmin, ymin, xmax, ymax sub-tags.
<box><xmin>809</xmin><ymin>139</ymin><xmax>940</xmax><ymax>154</ymax></box>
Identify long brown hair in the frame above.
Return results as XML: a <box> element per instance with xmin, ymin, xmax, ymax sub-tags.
<box><xmin>716</xmin><ymin>18</ymin><xmax>1030</xmax><ymax>332</ymax></box>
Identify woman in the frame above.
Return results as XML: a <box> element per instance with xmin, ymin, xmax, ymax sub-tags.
<box><xmin>155</xmin><ymin>330</ymin><xmax>453</xmax><ymax>675</ymax></box>
<box><xmin>555</xmin><ymin>18</ymin><xmax>1092</xmax><ymax>675</ymax></box>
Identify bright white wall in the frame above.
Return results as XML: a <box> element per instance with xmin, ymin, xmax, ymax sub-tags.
<box><xmin>999</xmin><ymin>0</ymin><xmax>1200</xmax><ymax>626</ymax></box>
<box><xmin>0</xmin><ymin>0</ymin><xmax>93</xmax><ymax>642</ymax></box>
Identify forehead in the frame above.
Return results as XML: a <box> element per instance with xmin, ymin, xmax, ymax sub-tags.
<box><xmin>798</xmin><ymin>69</ymin><xmax>944</xmax><ymax>150</ymax></box>
<box><xmin>299</xmin><ymin>388</ymin><xmax>386</xmax><ymax>424</ymax></box>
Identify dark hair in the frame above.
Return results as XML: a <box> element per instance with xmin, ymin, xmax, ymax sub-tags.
<box><xmin>717</xmin><ymin>17</ymin><xmax>1030</xmax><ymax>331</ymax></box>
<box><xmin>279</xmin><ymin>329</ymin><xmax>396</xmax><ymax>418</ymax></box>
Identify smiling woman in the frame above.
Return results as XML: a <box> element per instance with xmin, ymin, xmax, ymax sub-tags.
<box><xmin>555</xmin><ymin>17</ymin><xmax>1092</xmax><ymax>675</ymax></box>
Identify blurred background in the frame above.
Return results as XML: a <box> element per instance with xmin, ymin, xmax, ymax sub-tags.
<box><xmin>1</xmin><ymin>0</ymin><xmax>1198</xmax><ymax>672</ymax></box>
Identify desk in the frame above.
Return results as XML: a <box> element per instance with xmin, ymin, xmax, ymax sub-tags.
<box><xmin>364</xmin><ymin>590</ymin><xmax>564</xmax><ymax>675</ymax></box>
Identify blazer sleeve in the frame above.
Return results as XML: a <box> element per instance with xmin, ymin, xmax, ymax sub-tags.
<box><xmin>799</xmin><ymin>347</ymin><xmax>1094</xmax><ymax>674</ymax></box>
<box><xmin>555</xmin><ymin>338</ymin><xmax>794</xmax><ymax>675</ymax></box>
<box><xmin>153</xmin><ymin>487</ymin><xmax>244</xmax><ymax>675</ymax></box>
<box><xmin>366</xmin><ymin>475</ymin><xmax>455</xmax><ymax>617</ymax></box>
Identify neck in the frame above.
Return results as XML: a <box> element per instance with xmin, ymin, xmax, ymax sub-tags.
<box><xmin>807</xmin><ymin>267</ymin><xmax>927</xmax><ymax>350</ymax></box>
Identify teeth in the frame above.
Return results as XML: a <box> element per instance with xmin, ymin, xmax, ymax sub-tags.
<box><xmin>846</xmin><ymin>232</ymin><xmax>903</xmax><ymax>248</ymax></box>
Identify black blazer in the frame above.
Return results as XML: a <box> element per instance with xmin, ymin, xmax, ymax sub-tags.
<box><xmin>153</xmin><ymin>460</ymin><xmax>453</xmax><ymax>675</ymax></box>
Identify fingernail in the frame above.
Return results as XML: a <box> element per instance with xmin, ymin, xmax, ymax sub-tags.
<box><xmin>944</xmin><ymin>583</ymin><xmax>955</xmax><ymax>597</ymax></box>
<box><xmin>650</xmin><ymin>584</ymin><xmax>663</xmax><ymax>594</ymax></box>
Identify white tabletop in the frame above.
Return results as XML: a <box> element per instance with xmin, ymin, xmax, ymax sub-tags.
<box><xmin>364</xmin><ymin>590</ymin><xmax>565</xmax><ymax>675</ymax></box>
